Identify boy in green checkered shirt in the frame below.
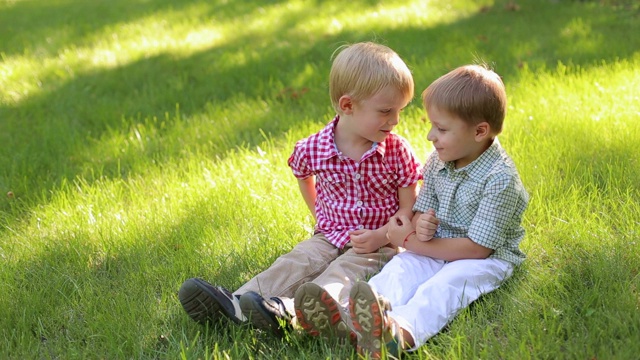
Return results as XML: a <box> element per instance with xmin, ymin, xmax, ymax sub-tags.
<box><xmin>346</xmin><ymin>64</ymin><xmax>530</xmax><ymax>358</ymax></box>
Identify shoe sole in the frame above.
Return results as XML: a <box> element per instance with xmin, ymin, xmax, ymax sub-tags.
<box><xmin>178</xmin><ymin>278</ymin><xmax>243</xmax><ymax>325</ymax></box>
<box><xmin>294</xmin><ymin>283</ymin><xmax>356</xmax><ymax>344</ymax></box>
<box><xmin>239</xmin><ymin>293</ymin><xmax>285</xmax><ymax>337</ymax></box>
<box><xmin>349</xmin><ymin>282</ymin><xmax>384</xmax><ymax>358</ymax></box>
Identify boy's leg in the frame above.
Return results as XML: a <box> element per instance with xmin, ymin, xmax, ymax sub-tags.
<box><xmin>311</xmin><ymin>244</ymin><xmax>397</xmax><ymax>306</ymax></box>
<box><xmin>348</xmin><ymin>252</ymin><xmax>445</xmax><ymax>357</ymax></box>
<box><xmin>368</xmin><ymin>251</ymin><xmax>446</xmax><ymax>306</ymax></box>
<box><xmin>389</xmin><ymin>258</ymin><xmax>514</xmax><ymax>350</ymax></box>
<box><xmin>179</xmin><ymin>234</ymin><xmax>338</xmax><ymax>329</ymax></box>
<box><xmin>234</xmin><ymin>233</ymin><xmax>339</xmax><ymax>300</ymax></box>
<box><xmin>294</xmin><ymin>244</ymin><xmax>396</xmax><ymax>340</ymax></box>
<box><xmin>236</xmin><ymin>234</ymin><xmax>339</xmax><ymax>334</ymax></box>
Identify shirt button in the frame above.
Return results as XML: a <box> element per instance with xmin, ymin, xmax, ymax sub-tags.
<box><xmin>358</xmin><ymin>225</ymin><xmax>364</xmax><ymax>230</ymax></box>
<box><xmin>382</xmin><ymin>179</ymin><xmax>388</xmax><ymax>184</ymax></box>
<box><xmin>355</xmin><ymin>173</ymin><xmax>361</xmax><ymax>180</ymax></box>
<box><xmin>356</xmin><ymin>200</ymin><xmax>363</xmax><ymax>206</ymax></box>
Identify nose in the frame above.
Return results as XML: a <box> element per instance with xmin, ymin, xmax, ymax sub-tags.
<box><xmin>388</xmin><ymin>111</ymin><xmax>400</xmax><ymax>126</ymax></box>
<box><xmin>427</xmin><ymin>126</ymin><xmax>436</xmax><ymax>142</ymax></box>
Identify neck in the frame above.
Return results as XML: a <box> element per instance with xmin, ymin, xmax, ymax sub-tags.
<box><xmin>334</xmin><ymin>118</ymin><xmax>374</xmax><ymax>161</ymax></box>
<box><xmin>454</xmin><ymin>138</ymin><xmax>494</xmax><ymax>169</ymax></box>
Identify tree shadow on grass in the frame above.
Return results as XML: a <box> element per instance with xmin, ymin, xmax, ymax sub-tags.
<box><xmin>2</xmin><ymin>0</ymin><xmax>638</xmax><ymax>222</ymax></box>
<box><xmin>2</xmin><ymin>3</ymin><xmax>640</xmax><ymax>356</ymax></box>
<box><xmin>0</xmin><ymin>199</ymin><xmax>293</xmax><ymax>357</ymax></box>
<box><xmin>0</xmin><ymin>187</ymin><xmax>360</xmax><ymax>358</ymax></box>
<box><xmin>0</xmin><ymin>0</ymin><xmax>288</xmax><ymax>58</ymax></box>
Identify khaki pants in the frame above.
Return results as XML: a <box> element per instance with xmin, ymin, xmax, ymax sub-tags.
<box><xmin>234</xmin><ymin>233</ymin><xmax>396</xmax><ymax>313</ymax></box>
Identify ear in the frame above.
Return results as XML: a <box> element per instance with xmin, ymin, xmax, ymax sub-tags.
<box><xmin>338</xmin><ymin>95</ymin><xmax>354</xmax><ymax>115</ymax></box>
<box><xmin>474</xmin><ymin>122</ymin><xmax>491</xmax><ymax>141</ymax></box>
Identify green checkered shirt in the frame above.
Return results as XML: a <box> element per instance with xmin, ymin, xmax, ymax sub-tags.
<box><xmin>413</xmin><ymin>139</ymin><xmax>529</xmax><ymax>265</ymax></box>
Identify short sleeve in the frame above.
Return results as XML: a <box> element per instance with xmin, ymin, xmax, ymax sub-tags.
<box><xmin>288</xmin><ymin>138</ymin><xmax>312</xmax><ymax>179</ymax></box>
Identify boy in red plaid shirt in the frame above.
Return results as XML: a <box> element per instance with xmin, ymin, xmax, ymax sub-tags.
<box><xmin>178</xmin><ymin>42</ymin><xmax>422</xmax><ymax>338</ymax></box>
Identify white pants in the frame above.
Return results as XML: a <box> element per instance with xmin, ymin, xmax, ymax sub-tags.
<box><xmin>368</xmin><ymin>251</ymin><xmax>514</xmax><ymax>350</ymax></box>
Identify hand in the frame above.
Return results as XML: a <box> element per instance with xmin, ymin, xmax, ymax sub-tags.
<box><xmin>416</xmin><ymin>209</ymin><xmax>439</xmax><ymax>242</ymax></box>
<box><xmin>386</xmin><ymin>215</ymin><xmax>415</xmax><ymax>247</ymax></box>
<box><xmin>349</xmin><ymin>228</ymin><xmax>384</xmax><ymax>254</ymax></box>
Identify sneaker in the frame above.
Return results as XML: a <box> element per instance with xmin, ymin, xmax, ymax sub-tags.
<box><xmin>349</xmin><ymin>281</ymin><xmax>403</xmax><ymax>359</ymax></box>
<box><xmin>294</xmin><ymin>282</ymin><xmax>356</xmax><ymax>344</ymax></box>
<box><xmin>178</xmin><ymin>278</ymin><xmax>246</xmax><ymax>324</ymax></box>
<box><xmin>239</xmin><ymin>291</ymin><xmax>292</xmax><ymax>337</ymax></box>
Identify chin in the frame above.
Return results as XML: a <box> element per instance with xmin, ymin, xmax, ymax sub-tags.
<box><xmin>438</xmin><ymin>155</ymin><xmax>456</xmax><ymax>164</ymax></box>
<box><xmin>374</xmin><ymin>134</ymin><xmax>389</xmax><ymax>142</ymax></box>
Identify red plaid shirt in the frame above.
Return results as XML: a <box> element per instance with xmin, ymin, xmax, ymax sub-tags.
<box><xmin>288</xmin><ymin>116</ymin><xmax>422</xmax><ymax>248</ymax></box>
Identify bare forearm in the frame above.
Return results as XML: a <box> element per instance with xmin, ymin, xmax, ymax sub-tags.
<box><xmin>394</xmin><ymin>184</ymin><xmax>417</xmax><ymax>223</ymax></box>
<box><xmin>372</xmin><ymin>226</ymin><xmax>390</xmax><ymax>248</ymax></box>
<box><xmin>297</xmin><ymin>177</ymin><xmax>316</xmax><ymax>219</ymax></box>
<box><xmin>402</xmin><ymin>235</ymin><xmax>493</xmax><ymax>261</ymax></box>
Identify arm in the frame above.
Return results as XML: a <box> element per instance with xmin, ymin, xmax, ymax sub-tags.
<box><xmin>297</xmin><ymin>176</ymin><xmax>316</xmax><ymax>220</ymax></box>
<box><xmin>388</xmin><ymin>215</ymin><xmax>493</xmax><ymax>261</ymax></box>
<box><xmin>402</xmin><ymin>234</ymin><xmax>493</xmax><ymax>261</ymax></box>
<box><xmin>351</xmin><ymin>183</ymin><xmax>418</xmax><ymax>253</ymax></box>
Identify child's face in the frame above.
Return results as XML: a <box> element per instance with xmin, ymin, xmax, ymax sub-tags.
<box><xmin>349</xmin><ymin>86</ymin><xmax>408</xmax><ymax>143</ymax></box>
<box><xmin>426</xmin><ymin>106</ymin><xmax>487</xmax><ymax>169</ymax></box>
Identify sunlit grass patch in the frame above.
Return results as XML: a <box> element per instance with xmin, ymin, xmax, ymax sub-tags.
<box><xmin>1</xmin><ymin>0</ymin><xmax>640</xmax><ymax>358</ymax></box>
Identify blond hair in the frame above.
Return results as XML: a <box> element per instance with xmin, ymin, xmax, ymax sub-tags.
<box><xmin>330</xmin><ymin>42</ymin><xmax>414</xmax><ymax>113</ymax></box>
<box><xmin>422</xmin><ymin>64</ymin><xmax>507</xmax><ymax>134</ymax></box>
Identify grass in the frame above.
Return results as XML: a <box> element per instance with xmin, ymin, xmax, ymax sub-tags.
<box><xmin>1</xmin><ymin>0</ymin><xmax>639</xmax><ymax>358</ymax></box>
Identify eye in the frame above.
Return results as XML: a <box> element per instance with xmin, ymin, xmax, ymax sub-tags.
<box><xmin>380</xmin><ymin>109</ymin><xmax>391</xmax><ymax>114</ymax></box>
<box><xmin>430</xmin><ymin>124</ymin><xmax>446</xmax><ymax>132</ymax></box>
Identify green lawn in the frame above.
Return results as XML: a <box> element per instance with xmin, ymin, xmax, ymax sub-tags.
<box><xmin>1</xmin><ymin>0</ymin><xmax>639</xmax><ymax>359</ymax></box>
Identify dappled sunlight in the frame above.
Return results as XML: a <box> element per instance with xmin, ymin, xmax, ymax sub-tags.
<box><xmin>1</xmin><ymin>4</ymin><xmax>228</xmax><ymax>106</ymax></box>
<box><xmin>2</xmin><ymin>1</ymin><xmax>640</xmax><ymax>356</ymax></box>
<box><xmin>2</xmin><ymin>131</ymin><xmax>305</xmax><ymax>267</ymax></box>
<box><xmin>291</xmin><ymin>1</ymin><xmax>484</xmax><ymax>38</ymax></box>
<box><xmin>0</xmin><ymin>0</ymin><xmax>487</xmax><ymax>107</ymax></box>
<box><xmin>2</xmin><ymin>0</ymin><xmax>638</xmax><ymax>219</ymax></box>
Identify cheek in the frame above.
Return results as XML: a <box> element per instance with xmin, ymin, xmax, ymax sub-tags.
<box><xmin>439</xmin><ymin>134</ymin><xmax>457</xmax><ymax>149</ymax></box>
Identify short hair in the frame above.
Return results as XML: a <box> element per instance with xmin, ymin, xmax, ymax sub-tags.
<box><xmin>329</xmin><ymin>42</ymin><xmax>414</xmax><ymax>114</ymax></box>
<box><xmin>422</xmin><ymin>64</ymin><xmax>507</xmax><ymax>134</ymax></box>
